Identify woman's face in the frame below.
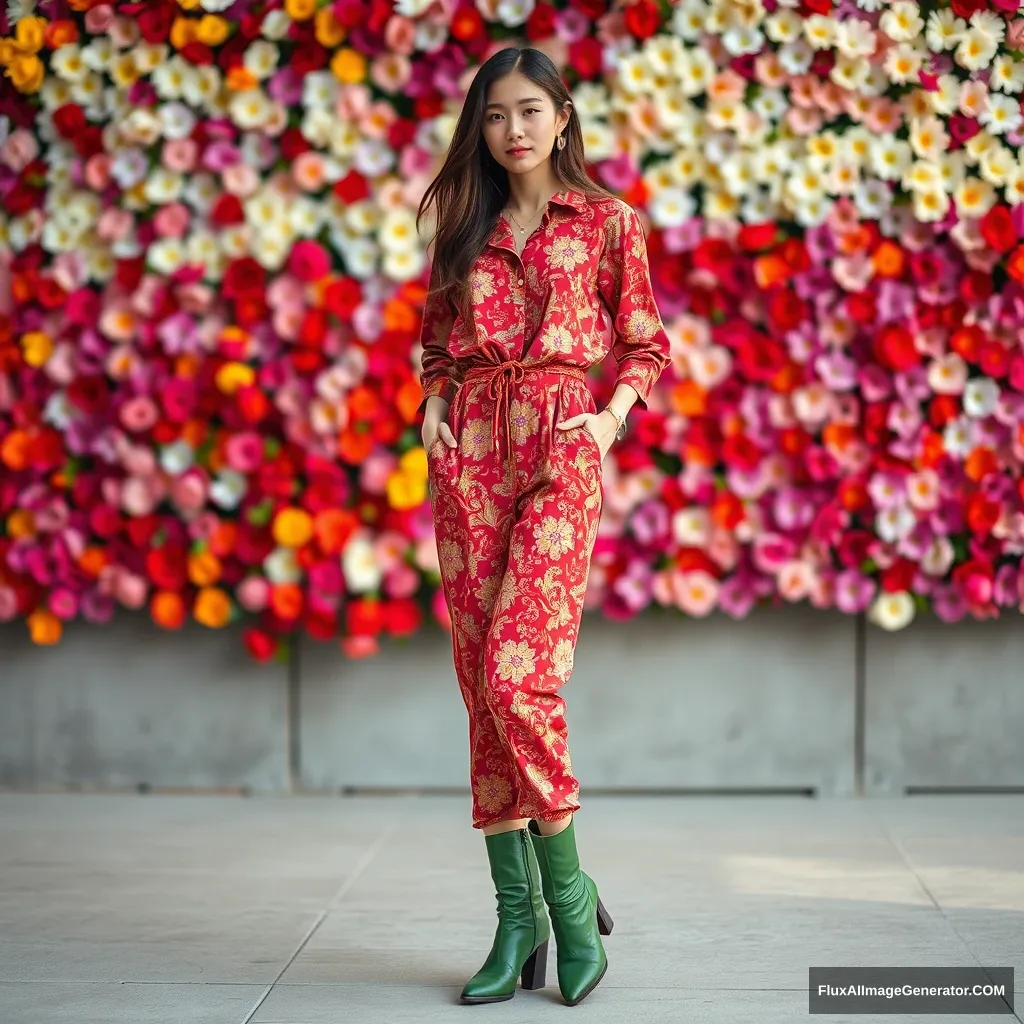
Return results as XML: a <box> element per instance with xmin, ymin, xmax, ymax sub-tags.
<box><xmin>481</xmin><ymin>71</ymin><xmax>569</xmax><ymax>177</ymax></box>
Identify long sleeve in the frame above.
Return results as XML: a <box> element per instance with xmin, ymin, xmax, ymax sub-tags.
<box><xmin>416</xmin><ymin>269</ymin><xmax>461</xmax><ymax>415</ymax></box>
<box><xmin>596</xmin><ymin>201</ymin><xmax>671</xmax><ymax>409</ymax></box>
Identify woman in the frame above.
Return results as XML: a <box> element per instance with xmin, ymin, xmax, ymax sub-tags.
<box><xmin>415</xmin><ymin>46</ymin><xmax>671</xmax><ymax>1006</ymax></box>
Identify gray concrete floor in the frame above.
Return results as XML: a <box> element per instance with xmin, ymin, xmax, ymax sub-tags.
<box><xmin>0</xmin><ymin>793</ymin><xmax>1021</xmax><ymax>1024</ymax></box>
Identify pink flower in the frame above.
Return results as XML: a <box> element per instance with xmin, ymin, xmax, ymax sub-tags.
<box><xmin>288</xmin><ymin>240</ymin><xmax>331</xmax><ymax>282</ymax></box>
<box><xmin>237</xmin><ymin>576</ymin><xmax>270</xmax><ymax>612</ymax></box>
<box><xmin>225</xmin><ymin>432</ymin><xmax>265</xmax><ymax>473</ymax></box>
<box><xmin>673</xmin><ymin>570</ymin><xmax>720</xmax><ymax>617</ymax></box>
<box><xmin>119</xmin><ymin>395</ymin><xmax>159</xmax><ymax>433</ymax></box>
<box><xmin>385</xmin><ymin>562</ymin><xmax>420</xmax><ymax>598</ymax></box>
<box><xmin>0</xmin><ymin>586</ymin><xmax>18</xmax><ymax>621</ymax></box>
<box><xmin>751</xmin><ymin>533</ymin><xmax>796</xmax><ymax>574</ymax></box>
<box><xmin>169</xmin><ymin>469</ymin><xmax>208</xmax><ymax>513</ymax></box>
<box><xmin>48</xmin><ymin>587</ymin><xmax>80</xmax><ymax>620</ymax></box>
<box><xmin>161</xmin><ymin>138</ymin><xmax>198</xmax><ymax>173</ymax></box>
<box><xmin>0</xmin><ymin>129</ymin><xmax>40</xmax><ymax>172</ymax></box>
<box><xmin>835</xmin><ymin>571</ymin><xmax>875</xmax><ymax>614</ymax></box>
<box><xmin>153</xmin><ymin>202</ymin><xmax>191</xmax><ymax>239</ymax></box>
<box><xmin>778</xmin><ymin>560</ymin><xmax>815</xmax><ymax>602</ymax></box>
<box><xmin>115</xmin><ymin>571</ymin><xmax>148</xmax><ymax>609</ymax></box>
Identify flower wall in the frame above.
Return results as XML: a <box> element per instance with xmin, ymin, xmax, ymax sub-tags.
<box><xmin>2</xmin><ymin>0</ymin><xmax>1024</xmax><ymax>662</ymax></box>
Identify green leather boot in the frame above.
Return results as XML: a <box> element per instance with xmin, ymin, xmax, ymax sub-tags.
<box><xmin>460</xmin><ymin>826</ymin><xmax>550</xmax><ymax>1004</ymax></box>
<box><xmin>528</xmin><ymin>817</ymin><xmax>613</xmax><ymax>1006</ymax></box>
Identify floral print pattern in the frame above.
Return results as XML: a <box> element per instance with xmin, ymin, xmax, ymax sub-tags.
<box><xmin>421</xmin><ymin>190</ymin><xmax>670</xmax><ymax>829</ymax></box>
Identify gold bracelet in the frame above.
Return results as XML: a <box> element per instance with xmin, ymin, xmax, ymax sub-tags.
<box><xmin>606</xmin><ymin>407</ymin><xmax>625</xmax><ymax>439</ymax></box>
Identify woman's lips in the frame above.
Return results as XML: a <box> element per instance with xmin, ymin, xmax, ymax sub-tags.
<box><xmin>507</xmin><ymin>147</ymin><xmax>531</xmax><ymax>156</ymax></box>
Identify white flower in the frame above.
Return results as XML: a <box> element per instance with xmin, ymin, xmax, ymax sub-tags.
<box><xmin>884</xmin><ymin>43</ymin><xmax>924</xmax><ymax>84</ymax></box>
<box><xmin>778</xmin><ymin>39</ymin><xmax>814</xmax><ymax>75</ymax></box>
<box><xmin>495</xmin><ymin>0</ymin><xmax>535</xmax><ymax>27</ymax></box>
<box><xmin>939</xmin><ymin>151</ymin><xmax>967</xmax><ymax>192</ymax></box>
<box><xmin>50</xmin><ymin>44</ymin><xmax>90</xmax><ymax>84</ymax></box>
<box><xmin>970</xmin><ymin>10</ymin><xmax>1006</xmax><ymax>44</ymax></box>
<box><xmin>342</xmin><ymin>534</ymin><xmax>382</xmax><ymax>593</ymax></box>
<box><xmin>871</xmin><ymin>136</ymin><xmax>913</xmax><ymax>181</ymax></box>
<box><xmin>243</xmin><ymin>40</ymin><xmax>278</xmax><ymax>80</ymax></box>
<box><xmin>831</xmin><ymin>56</ymin><xmax>870</xmax><ymax>91</ymax></box>
<box><xmin>786</xmin><ymin>160</ymin><xmax>828</xmax><ymax>203</ymax></box>
<box><xmin>678</xmin><ymin>50</ymin><xmax>715</xmax><ymax>97</ymax></box>
<box><xmin>649</xmin><ymin>186</ymin><xmax>697</xmax><ymax>226</ymax></box>
<box><xmin>955</xmin><ymin>29</ymin><xmax>998</xmax><ymax>72</ymax></box>
<box><xmin>1005</xmin><ymin>167</ymin><xmax>1024</xmax><ymax>206</ymax></box>
<box><xmin>928</xmin><ymin>75</ymin><xmax>961</xmax><ymax>116</ymax></box>
<box><xmin>378</xmin><ymin>208</ymin><xmax>419</xmax><ymax>253</ymax></box>
<box><xmin>854</xmin><ymin>179</ymin><xmax>892</xmax><ymax>219</ymax></box>
<box><xmin>942</xmin><ymin>415</ymin><xmax>975</xmax><ymax>457</ymax></box>
<box><xmin>991</xmin><ymin>56</ymin><xmax>1024</xmax><ymax>94</ymax></box>
<box><xmin>722</xmin><ymin>26</ymin><xmax>764</xmax><ymax>55</ymax></box>
<box><xmin>910</xmin><ymin>117</ymin><xmax>949</xmax><ymax>161</ymax></box>
<box><xmin>672</xmin><ymin>508</ymin><xmax>711</xmax><ymax>547</ymax></box>
<box><xmin>765</xmin><ymin>9</ymin><xmax>802</xmax><ymax>44</ymax></box>
<box><xmin>954</xmin><ymin>176</ymin><xmax>997</xmax><ymax>217</ymax></box>
<box><xmin>672</xmin><ymin>0</ymin><xmax>709</xmax><ymax>42</ymax></box>
<box><xmin>869</xmin><ymin>591</ymin><xmax>916</xmax><ymax>631</ymax></box>
<box><xmin>963</xmin><ymin>378</ymin><xmax>1000</xmax><ymax>417</ymax></box>
<box><xmin>151</xmin><ymin>56</ymin><xmax>191</xmax><ymax>102</ymax></box>
<box><xmin>803</xmin><ymin>14</ymin><xmax>835</xmax><ymax>49</ymax></box>
<box><xmin>261</xmin><ymin>9</ymin><xmax>292</xmax><ymax>39</ymax></box>
<box><xmin>143</xmin><ymin>168</ymin><xmax>184</xmax><ymax>204</ymax></box>
<box><xmin>980</xmin><ymin>146</ymin><xmax>1014</xmax><ymax>187</ymax></box>
<box><xmin>979</xmin><ymin>94</ymin><xmax>1023</xmax><ymax>135</ymax></box>
<box><xmin>835</xmin><ymin>19</ymin><xmax>875</xmax><ymax>58</ymax></box>
<box><xmin>229</xmin><ymin>89</ymin><xmax>274</xmax><ymax>130</ymax></box>
<box><xmin>264</xmin><ymin>547</ymin><xmax>301</xmax><ymax>585</ymax></box>
<box><xmin>925</xmin><ymin>9</ymin><xmax>965</xmax><ymax>51</ymax></box>
<box><xmin>927</xmin><ymin>353</ymin><xmax>968</xmax><ymax>395</ymax></box>
<box><xmin>210</xmin><ymin>470</ymin><xmax>247</xmax><ymax>510</ymax></box>
<box><xmin>880</xmin><ymin>2</ymin><xmax>924</xmax><ymax>43</ymax></box>
<box><xmin>147</xmin><ymin>238</ymin><xmax>188</xmax><ymax>275</ymax></box>
<box><xmin>912</xmin><ymin>188</ymin><xmax>950</xmax><ymax>222</ymax></box>
<box><xmin>160</xmin><ymin>440</ymin><xmax>194</xmax><ymax>476</ymax></box>
<box><xmin>876</xmin><ymin>503</ymin><xmax>917</xmax><ymax>543</ymax></box>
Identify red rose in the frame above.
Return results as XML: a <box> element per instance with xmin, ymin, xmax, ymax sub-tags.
<box><xmin>332</xmin><ymin>170</ymin><xmax>371</xmax><ymax>205</ymax></box>
<box><xmin>1006</xmin><ymin>244</ymin><xmax>1024</xmax><ymax>285</ymax></box>
<box><xmin>960</xmin><ymin>270</ymin><xmax>994</xmax><ymax>304</ymax></box>
<box><xmin>881</xmin><ymin>558</ymin><xmax>917</xmax><ymax>593</ymax></box>
<box><xmin>966</xmin><ymin>493</ymin><xmax>1000</xmax><ymax>535</ymax></box>
<box><xmin>137</xmin><ymin>1</ymin><xmax>174</xmax><ymax>43</ymax></box>
<box><xmin>66</xmin><ymin>375</ymin><xmax>109</xmax><ymax>415</ymax></box>
<box><xmin>51</xmin><ymin>103</ymin><xmax>86</xmax><ymax>139</ymax></box>
<box><xmin>208</xmin><ymin>192</ymin><xmax>244</xmax><ymax>225</ymax></box>
<box><xmin>222</xmin><ymin>256</ymin><xmax>267</xmax><ymax>298</ymax></box>
<box><xmin>622</xmin><ymin>0</ymin><xmax>660</xmax><ymax>38</ymax></box>
<box><xmin>386</xmin><ymin>118</ymin><xmax>416</xmax><ymax>151</ymax></box>
<box><xmin>526</xmin><ymin>1</ymin><xmax>557</xmax><ymax>38</ymax></box>
<box><xmin>951</xmin><ymin>0</ymin><xmax>986</xmax><ymax>15</ymax></box>
<box><xmin>873</xmin><ymin>324</ymin><xmax>920</xmax><ymax>372</ymax></box>
<box><xmin>323</xmin><ymin>277</ymin><xmax>362</xmax><ymax>319</ymax></box>
<box><xmin>721</xmin><ymin>433</ymin><xmax>763</xmax><ymax>471</ymax></box>
<box><xmin>979</xmin><ymin>341</ymin><xmax>1010</xmax><ymax>378</ymax></box>
<box><xmin>950</xmin><ymin>325</ymin><xmax>983</xmax><ymax>363</ymax></box>
<box><xmin>384</xmin><ymin>598</ymin><xmax>421</xmax><ymax>637</ymax></box>
<box><xmin>568</xmin><ymin>35</ymin><xmax>603</xmax><ymax>79</ymax></box>
<box><xmin>244</xmin><ymin>627</ymin><xmax>278</xmax><ymax>662</ymax></box>
<box><xmin>766</xmin><ymin>287</ymin><xmax>807</xmax><ymax>332</ymax></box>
<box><xmin>846</xmin><ymin>291</ymin><xmax>876</xmax><ymax>323</ymax></box>
<box><xmin>1007</xmin><ymin>354</ymin><xmax>1024</xmax><ymax>391</ymax></box>
<box><xmin>304</xmin><ymin>610</ymin><xmax>338</xmax><ymax>642</ymax></box>
<box><xmin>929</xmin><ymin>395</ymin><xmax>959</xmax><ymax>428</ymax></box>
<box><xmin>980</xmin><ymin>205</ymin><xmax>1016</xmax><ymax>252</ymax></box>
<box><xmin>838</xmin><ymin>529</ymin><xmax>872</xmax><ymax>569</ymax></box>
<box><xmin>736</xmin><ymin>223</ymin><xmax>779</xmax><ymax>251</ymax></box>
<box><xmin>569</xmin><ymin>0</ymin><xmax>606</xmax><ymax>17</ymax></box>
<box><xmin>89</xmin><ymin>503</ymin><xmax>122</xmax><ymax>540</ymax></box>
<box><xmin>146</xmin><ymin>544</ymin><xmax>188</xmax><ymax>590</ymax></box>
<box><xmin>126</xmin><ymin>514</ymin><xmax>161</xmax><ymax>548</ymax></box>
<box><xmin>948</xmin><ymin>114</ymin><xmax>981</xmax><ymax>147</ymax></box>
<box><xmin>347</xmin><ymin>597</ymin><xmax>385</xmax><ymax>637</ymax></box>
<box><xmin>802</xmin><ymin>0</ymin><xmax>831</xmax><ymax>13</ymax></box>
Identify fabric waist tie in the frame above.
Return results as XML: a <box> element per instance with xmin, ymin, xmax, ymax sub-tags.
<box><xmin>460</xmin><ymin>360</ymin><xmax>588</xmax><ymax>479</ymax></box>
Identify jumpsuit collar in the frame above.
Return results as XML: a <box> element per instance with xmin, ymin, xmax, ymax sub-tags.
<box><xmin>488</xmin><ymin>188</ymin><xmax>589</xmax><ymax>250</ymax></box>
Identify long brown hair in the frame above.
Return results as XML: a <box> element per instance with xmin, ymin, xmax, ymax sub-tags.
<box><xmin>416</xmin><ymin>46</ymin><xmax>616</xmax><ymax>321</ymax></box>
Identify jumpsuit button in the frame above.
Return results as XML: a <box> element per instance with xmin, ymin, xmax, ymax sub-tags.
<box><xmin>517</xmin><ymin>278</ymin><xmax>524</xmax><ymax>285</ymax></box>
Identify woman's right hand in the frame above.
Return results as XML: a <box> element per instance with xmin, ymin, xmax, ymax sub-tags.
<box><xmin>422</xmin><ymin>397</ymin><xmax>457</xmax><ymax>450</ymax></box>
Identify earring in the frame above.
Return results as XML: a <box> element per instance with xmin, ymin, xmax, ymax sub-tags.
<box><xmin>556</xmin><ymin>133</ymin><xmax>566</xmax><ymax>151</ymax></box>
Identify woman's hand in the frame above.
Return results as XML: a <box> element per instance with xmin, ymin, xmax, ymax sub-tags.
<box><xmin>422</xmin><ymin>397</ymin><xmax>457</xmax><ymax>450</ymax></box>
<box><xmin>554</xmin><ymin>409</ymin><xmax>618</xmax><ymax>460</ymax></box>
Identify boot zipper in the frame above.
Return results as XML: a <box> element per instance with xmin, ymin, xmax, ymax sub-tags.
<box><xmin>521</xmin><ymin>828</ymin><xmax>539</xmax><ymax>949</ymax></box>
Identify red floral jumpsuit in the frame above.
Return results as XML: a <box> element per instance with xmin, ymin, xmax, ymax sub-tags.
<box><xmin>418</xmin><ymin>187</ymin><xmax>671</xmax><ymax>829</ymax></box>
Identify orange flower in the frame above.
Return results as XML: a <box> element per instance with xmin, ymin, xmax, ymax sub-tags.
<box><xmin>78</xmin><ymin>546</ymin><xmax>109</xmax><ymax>579</ymax></box>
<box><xmin>188</xmin><ymin>550</ymin><xmax>222</xmax><ymax>587</ymax></box>
<box><xmin>272</xmin><ymin>507</ymin><xmax>314</xmax><ymax>548</ymax></box>
<box><xmin>337</xmin><ymin>428</ymin><xmax>374</xmax><ymax>464</ymax></box>
<box><xmin>753</xmin><ymin>254</ymin><xmax>790</xmax><ymax>289</ymax></box>
<box><xmin>314</xmin><ymin>508</ymin><xmax>358</xmax><ymax>555</ymax></box>
<box><xmin>6</xmin><ymin>509</ymin><xmax>35</xmax><ymax>539</ymax></box>
<box><xmin>964</xmin><ymin>446</ymin><xmax>999</xmax><ymax>482</ymax></box>
<box><xmin>270</xmin><ymin>583</ymin><xmax>303</xmax><ymax>621</ymax></box>
<box><xmin>151</xmin><ymin>591</ymin><xmax>187</xmax><ymax>631</ymax></box>
<box><xmin>670</xmin><ymin>379</ymin><xmax>706</xmax><ymax>417</ymax></box>
<box><xmin>1</xmin><ymin>429</ymin><xmax>30</xmax><ymax>471</ymax></box>
<box><xmin>209</xmin><ymin>521</ymin><xmax>238</xmax><ymax>558</ymax></box>
<box><xmin>193</xmin><ymin>587</ymin><xmax>232</xmax><ymax>629</ymax></box>
<box><xmin>872</xmin><ymin>240</ymin><xmax>906</xmax><ymax>278</ymax></box>
<box><xmin>27</xmin><ymin>608</ymin><xmax>62</xmax><ymax>645</ymax></box>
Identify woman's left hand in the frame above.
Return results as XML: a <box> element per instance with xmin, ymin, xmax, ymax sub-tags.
<box><xmin>554</xmin><ymin>410</ymin><xmax>618</xmax><ymax>461</ymax></box>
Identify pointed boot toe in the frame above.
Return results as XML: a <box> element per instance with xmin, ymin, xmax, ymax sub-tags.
<box><xmin>460</xmin><ymin>827</ymin><xmax>550</xmax><ymax>1004</ymax></box>
<box><xmin>528</xmin><ymin>818</ymin><xmax>611</xmax><ymax>1007</ymax></box>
